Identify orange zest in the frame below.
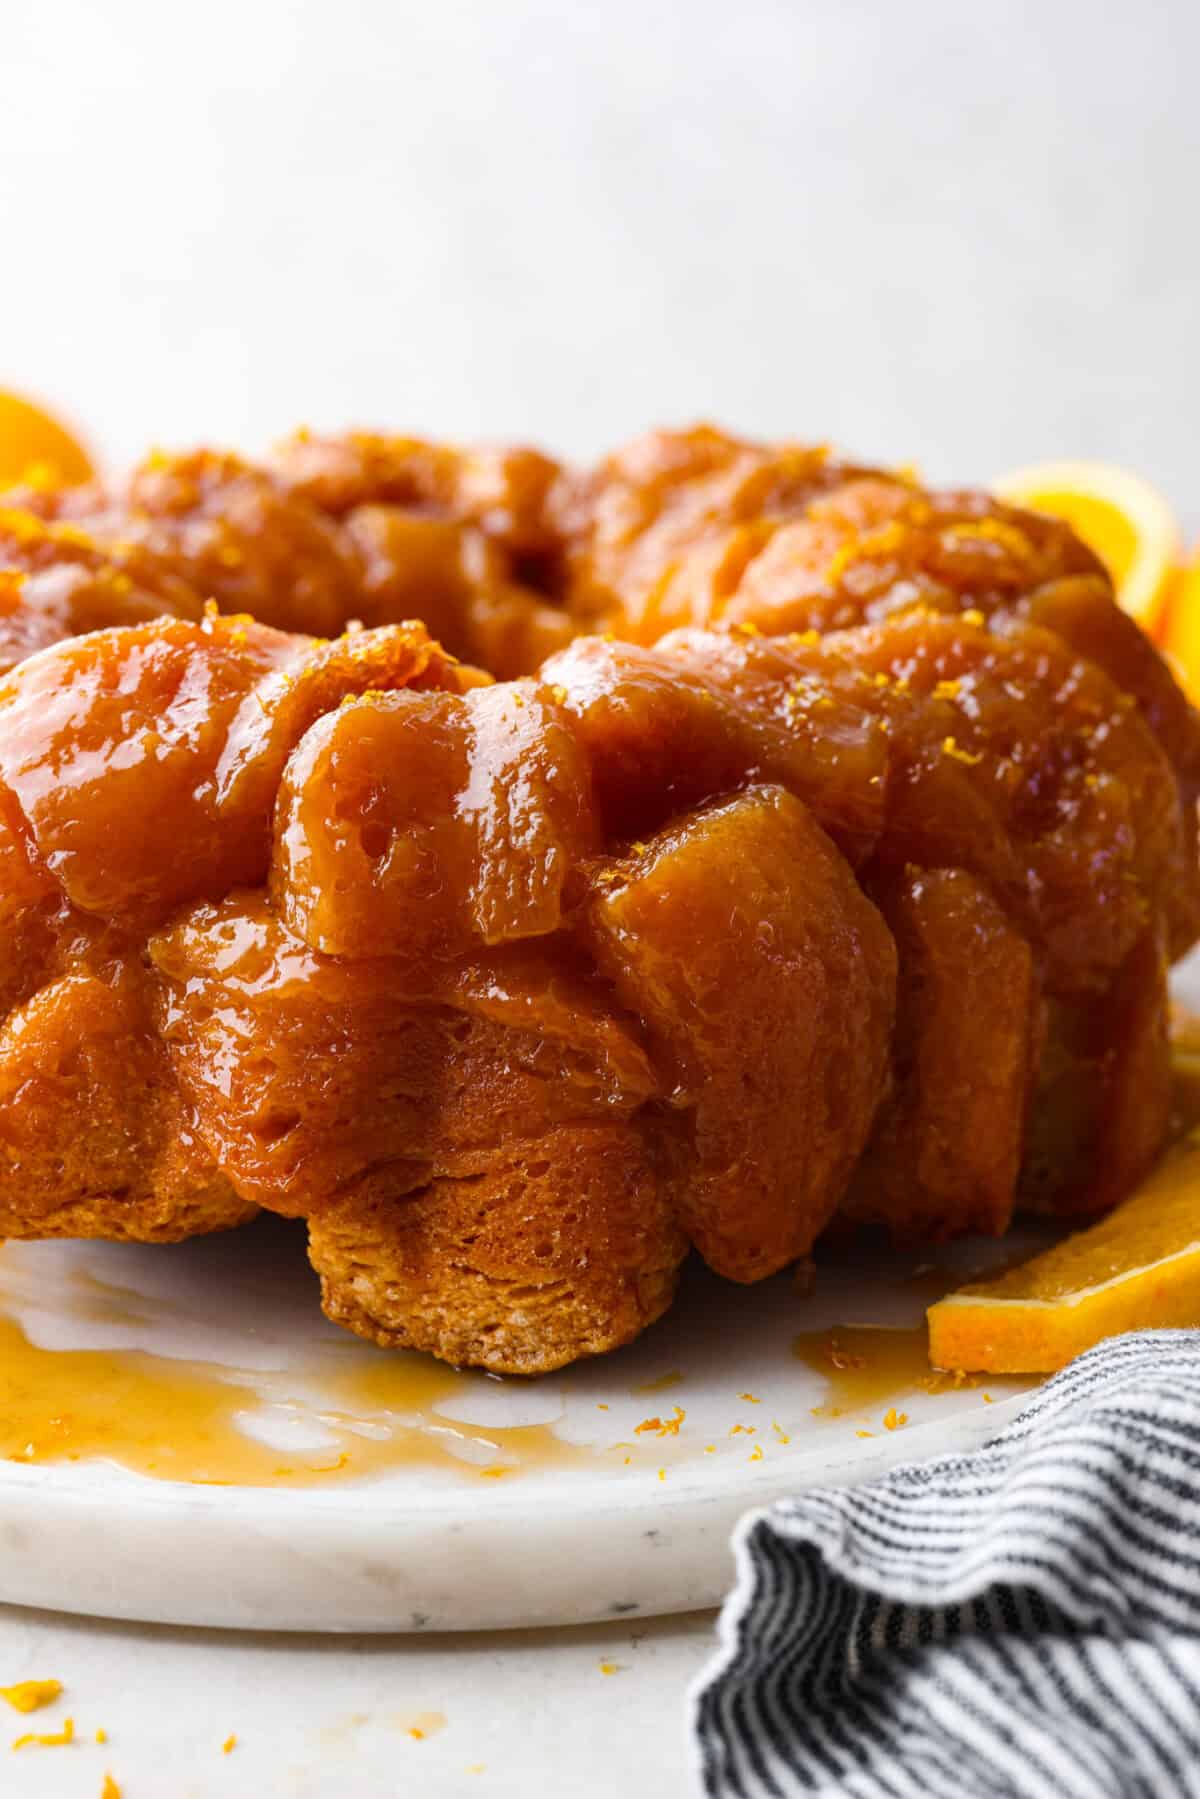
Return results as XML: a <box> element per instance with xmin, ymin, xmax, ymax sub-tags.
<box><xmin>0</xmin><ymin>1680</ymin><xmax>62</xmax><ymax>1714</ymax></box>
<box><xmin>991</xmin><ymin>459</ymin><xmax>1180</xmax><ymax>635</ymax></box>
<box><xmin>928</xmin><ymin>1132</ymin><xmax>1200</xmax><ymax>1373</ymax></box>
<box><xmin>0</xmin><ymin>391</ymin><xmax>93</xmax><ymax>488</ymax></box>
<box><xmin>12</xmin><ymin>1714</ymin><xmax>74</xmax><ymax>1749</ymax></box>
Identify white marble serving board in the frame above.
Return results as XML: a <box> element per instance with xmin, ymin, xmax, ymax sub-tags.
<box><xmin>0</xmin><ymin>1218</ymin><xmax>1039</xmax><ymax>1634</ymax></box>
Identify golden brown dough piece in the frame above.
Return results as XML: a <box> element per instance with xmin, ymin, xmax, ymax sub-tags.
<box><xmin>4</xmin><ymin>437</ymin><xmax>574</xmax><ymax>679</ymax></box>
<box><xmin>843</xmin><ymin>868</ymin><xmax>1040</xmax><ymax>1242</ymax></box>
<box><xmin>0</xmin><ymin>421</ymin><xmax>1194</xmax><ymax>1371</ymax></box>
<box><xmin>1019</xmin><ymin>922</ymin><xmax>1171</xmax><ymax>1220</ymax></box>
<box><xmin>548</xmin><ymin>424</ymin><xmax>876</xmax><ymax>638</ymax></box>
<box><xmin>0</xmin><ymin>509</ymin><xmax>202</xmax><ymax>676</ymax></box>
<box><xmin>309</xmin><ymin>1123</ymin><xmax>683</xmax><ymax>1374</ymax></box>
<box><xmin>270</xmin><ymin>431</ymin><xmax>573</xmax><ymax>674</ymax></box>
<box><xmin>584</xmin><ymin>787</ymin><xmax>896</xmax><ymax>1281</ymax></box>
<box><xmin>0</xmin><ymin>961</ymin><xmax>250</xmax><ymax>1244</ymax></box>
<box><xmin>150</xmin><ymin>896</ymin><xmax>686</xmax><ymax>1370</ymax></box>
<box><xmin>271</xmin><ymin>679</ymin><xmax>597</xmax><ymax>960</ymax></box>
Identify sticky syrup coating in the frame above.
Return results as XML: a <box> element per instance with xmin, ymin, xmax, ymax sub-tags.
<box><xmin>0</xmin><ymin>423</ymin><xmax>1194</xmax><ymax>1373</ymax></box>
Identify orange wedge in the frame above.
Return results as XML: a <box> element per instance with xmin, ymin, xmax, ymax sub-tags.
<box><xmin>1162</xmin><ymin>546</ymin><xmax>1200</xmax><ymax>704</ymax></box>
<box><xmin>0</xmin><ymin>390</ymin><xmax>94</xmax><ymax>488</ymax></box>
<box><xmin>991</xmin><ymin>459</ymin><xmax>1180</xmax><ymax>636</ymax></box>
<box><xmin>927</xmin><ymin>1131</ymin><xmax>1200</xmax><ymax>1373</ymax></box>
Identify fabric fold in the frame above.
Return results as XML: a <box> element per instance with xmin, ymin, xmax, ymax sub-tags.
<box><xmin>690</xmin><ymin>1332</ymin><xmax>1200</xmax><ymax>1799</ymax></box>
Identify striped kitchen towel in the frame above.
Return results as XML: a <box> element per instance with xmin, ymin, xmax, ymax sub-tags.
<box><xmin>690</xmin><ymin>1331</ymin><xmax>1200</xmax><ymax>1799</ymax></box>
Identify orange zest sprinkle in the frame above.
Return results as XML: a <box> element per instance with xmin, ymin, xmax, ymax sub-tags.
<box><xmin>864</xmin><ymin>521</ymin><xmax>908</xmax><ymax>558</ymax></box>
<box><xmin>855</xmin><ymin>1429</ymin><xmax>874</xmax><ymax>1438</ymax></box>
<box><xmin>13</xmin><ymin>1715</ymin><xmax>74</xmax><ymax>1749</ymax></box>
<box><xmin>919</xmin><ymin>1367</ymin><xmax>977</xmax><ymax>1394</ymax></box>
<box><xmin>824</xmin><ymin>543</ymin><xmax>855</xmax><ymax>584</ymax></box>
<box><xmin>945</xmin><ymin>517</ymin><xmax>1033</xmax><ymax>559</ymax></box>
<box><xmin>102</xmin><ymin>1776</ymin><xmax>122</xmax><ymax>1799</ymax></box>
<box><xmin>95</xmin><ymin>1728</ymin><xmax>108</xmax><ymax>1745</ymax></box>
<box><xmin>222</xmin><ymin>1734</ymin><xmax>237</xmax><ymax>1754</ymax></box>
<box><xmin>478</xmin><ymin>1465</ymin><xmax>512</xmax><ymax>1480</ymax></box>
<box><xmin>397</xmin><ymin>1709</ymin><xmax>446</xmax><ymax>1741</ymax></box>
<box><xmin>823</xmin><ymin>1339</ymin><xmax>865</xmax><ymax>1372</ymax></box>
<box><xmin>771</xmin><ymin>1422</ymin><xmax>792</xmax><ymax>1445</ymax></box>
<box><xmin>737</xmin><ymin>1392</ymin><xmax>761</xmax><ymax>1404</ymax></box>
<box><xmin>748</xmin><ymin>1445</ymin><xmax>764</xmax><ymax>1462</ymax></box>
<box><xmin>883</xmin><ymin>1409</ymin><xmax>908</xmax><ymax>1431</ymax></box>
<box><xmin>728</xmin><ymin>1423</ymin><xmax>756</xmax><ymax>1436</ymax></box>
<box><xmin>0</xmin><ymin>1681</ymin><xmax>62</xmax><ymax>1714</ymax></box>
<box><xmin>599</xmin><ymin>1661</ymin><xmax>624</xmax><ymax>1676</ymax></box>
<box><xmin>942</xmin><ymin>736</ymin><xmax>983</xmax><ymax>766</ymax></box>
<box><xmin>634</xmin><ymin>1405</ymin><xmax>684</xmax><ymax>1438</ymax></box>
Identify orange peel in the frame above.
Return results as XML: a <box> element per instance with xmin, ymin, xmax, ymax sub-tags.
<box><xmin>929</xmin><ymin>1131</ymin><xmax>1200</xmax><ymax>1373</ymax></box>
<box><xmin>0</xmin><ymin>1680</ymin><xmax>62</xmax><ymax>1715</ymax></box>
<box><xmin>0</xmin><ymin>390</ymin><xmax>93</xmax><ymax>487</ymax></box>
<box><xmin>992</xmin><ymin>458</ymin><xmax>1180</xmax><ymax>635</ymax></box>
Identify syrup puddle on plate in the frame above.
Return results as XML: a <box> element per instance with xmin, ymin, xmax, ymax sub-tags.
<box><xmin>0</xmin><ymin>1226</ymin><xmax>1031</xmax><ymax>1491</ymax></box>
<box><xmin>793</xmin><ymin>1318</ymin><xmax>1034</xmax><ymax>1419</ymax></box>
<box><xmin>0</xmin><ymin>1309</ymin><xmax>608</xmax><ymax>1487</ymax></box>
<box><xmin>792</xmin><ymin>1322</ymin><xmax>937</xmax><ymax>1414</ymax></box>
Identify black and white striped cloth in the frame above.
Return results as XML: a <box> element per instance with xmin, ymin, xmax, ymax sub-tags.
<box><xmin>690</xmin><ymin>1331</ymin><xmax>1200</xmax><ymax>1799</ymax></box>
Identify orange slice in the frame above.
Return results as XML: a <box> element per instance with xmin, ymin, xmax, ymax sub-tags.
<box><xmin>991</xmin><ymin>459</ymin><xmax>1180</xmax><ymax>635</ymax></box>
<box><xmin>1162</xmin><ymin>545</ymin><xmax>1200</xmax><ymax>704</ymax></box>
<box><xmin>927</xmin><ymin>1131</ymin><xmax>1200</xmax><ymax>1373</ymax></box>
<box><xmin>0</xmin><ymin>390</ymin><xmax>94</xmax><ymax>487</ymax></box>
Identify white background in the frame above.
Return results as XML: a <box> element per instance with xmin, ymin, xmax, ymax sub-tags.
<box><xmin>5</xmin><ymin>0</ymin><xmax>1200</xmax><ymax>499</ymax></box>
<box><xmin>1</xmin><ymin>3</ymin><xmax>1198</xmax><ymax>1795</ymax></box>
